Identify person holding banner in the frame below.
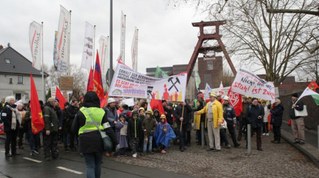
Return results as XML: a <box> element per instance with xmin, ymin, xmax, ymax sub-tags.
<box><xmin>195</xmin><ymin>93</ymin><xmax>223</xmax><ymax>151</ymax></box>
<box><xmin>289</xmin><ymin>93</ymin><xmax>305</xmax><ymax>144</ymax></box>
<box><xmin>247</xmin><ymin>98</ymin><xmax>265</xmax><ymax>151</ymax></box>
<box><xmin>174</xmin><ymin>101</ymin><xmax>192</xmax><ymax>152</ymax></box>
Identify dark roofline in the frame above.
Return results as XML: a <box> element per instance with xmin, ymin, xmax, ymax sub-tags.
<box><xmin>0</xmin><ymin>46</ymin><xmax>49</xmax><ymax>77</ymax></box>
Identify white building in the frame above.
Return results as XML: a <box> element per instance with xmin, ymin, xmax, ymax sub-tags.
<box><xmin>0</xmin><ymin>45</ymin><xmax>46</xmax><ymax>102</ymax></box>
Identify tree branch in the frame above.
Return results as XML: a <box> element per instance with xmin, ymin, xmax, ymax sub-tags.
<box><xmin>267</xmin><ymin>9</ymin><xmax>319</xmax><ymax>16</ymax></box>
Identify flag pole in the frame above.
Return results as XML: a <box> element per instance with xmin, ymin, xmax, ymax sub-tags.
<box><xmin>109</xmin><ymin>0</ymin><xmax>114</xmax><ymax>84</ymax></box>
<box><xmin>93</xmin><ymin>25</ymin><xmax>96</xmax><ymax>69</ymax></box>
<box><xmin>41</xmin><ymin>22</ymin><xmax>45</xmax><ymax>101</ymax></box>
<box><xmin>68</xmin><ymin>10</ymin><xmax>72</xmax><ymax>76</ymax></box>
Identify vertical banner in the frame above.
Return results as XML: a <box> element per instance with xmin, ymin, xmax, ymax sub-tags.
<box><xmin>99</xmin><ymin>35</ymin><xmax>109</xmax><ymax>79</ymax></box>
<box><xmin>56</xmin><ymin>5</ymin><xmax>71</xmax><ymax>72</ymax></box>
<box><xmin>194</xmin><ymin>61</ymin><xmax>201</xmax><ymax>90</ymax></box>
<box><xmin>81</xmin><ymin>22</ymin><xmax>95</xmax><ymax>70</ymax></box>
<box><xmin>120</xmin><ymin>11</ymin><xmax>126</xmax><ymax>63</ymax></box>
<box><xmin>29</xmin><ymin>21</ymin><xmax>42</xmax><ymax>70</ymax></box>
<box><xmin>53</xmin><ymin>31</ymin><xmax>58</xmax><ymax>70</ymax></box>
<box><xmin>131</xmin><ymin>28</ymin><xmax>138</xmax><ymax>71</ymax></box>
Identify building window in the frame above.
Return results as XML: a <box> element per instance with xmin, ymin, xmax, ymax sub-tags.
<box><xmin>15</xmin><ymin>93</ymin><xmax>21</xmax><ymax>100</ymax></box>
<box><xmin>18</xmin><ymin>75</ymin><xmax>23</xmax><ymax>84</ymax></box>
<box><xmin>9</xmin><ymin>78</ymin><xmax>13</xmax><ymax>84</ymax></box>
<box><xmin>5</xmin><ymin>58</ymin><xmax>11</xmax><ymax>64</ymax></box>
<box><xmin>206</xmin><ymin>60</ymin><xmax>214</xmax><ymax>71</ymax></box>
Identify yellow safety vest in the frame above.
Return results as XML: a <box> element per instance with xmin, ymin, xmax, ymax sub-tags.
<box><xmin>78</xmin><ymin>107</ymin><xmax>105</xmax><ymax>135</ymax></box>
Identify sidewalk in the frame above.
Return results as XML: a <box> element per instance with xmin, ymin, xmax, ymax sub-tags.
<box><xmin>281</xmin><ymin>129</ymin><xmax>319</xmax><ymax>168</ymax></box>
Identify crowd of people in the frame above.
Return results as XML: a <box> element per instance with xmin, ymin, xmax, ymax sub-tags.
<box><xmin>0</xmin><ymin>91</ymin><xmax>307</xmax><ymax>177</ymax></box>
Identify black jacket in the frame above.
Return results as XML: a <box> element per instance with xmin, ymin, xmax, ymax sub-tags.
<box><xmin>1</xmin><ymin>103</ymin><xmax>19</xmax><ymax>132</ymax></box>
<box><xmin>174</xmin><ymin>104</ymin><xmax>192</xmax><ymax>125</ymax></box>
<box><xmin>72</xmin><ymin>92</ymin><xmax>116</xmax><ymax>153</ymax></box>
<box><xmin>63</xmin><ymin>105</ymin><xmax>79</xmax><ymax>131</ymax></box>
<box><xmin>43</xmin><ymin>104</ymin><xmax>59</xmax><ymax>132</ymax></box>
<box><xmin>247</xmin><ymin>104</ymin><xmax>265</xmax><ymax>128</ymax></box>
<box><xmin>164</xmin><ymin>107</ymin><xmax>173</xmax><ymax>125</ymax></box>
<box><xmin>289</xmin><ymin>101</ymin><xmax>304</xmax><ymax>119</ymax></box>
<box><xmin>270</xmin><ymin>104</ymin><xmax>284</xmax><ymax>127</ymax></box>
<box><xmin>127</xmin><ymin>118</ymin><xmax>143</xmax><ymax>139</ymax></box>
<box><xmin>223</xmin><ymin>104</ymin><xmax>236</xmax><ymax>124</ymax></box>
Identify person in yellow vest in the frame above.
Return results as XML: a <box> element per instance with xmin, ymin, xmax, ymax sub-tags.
<box><xmin>195</xmin><ymin>92</ymin><xmax>223</xmax><ymax>151</ymax></box>
<box><xmin>72</xmin><ymin>91</ymin><xmax>115</xmax><ymax>178</ymax></box>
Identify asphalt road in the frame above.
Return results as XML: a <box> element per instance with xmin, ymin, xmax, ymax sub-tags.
<box><xmin>0</xmin><ymin>140</ymin><xmax>193</xmax><ymax>178</ymax></box>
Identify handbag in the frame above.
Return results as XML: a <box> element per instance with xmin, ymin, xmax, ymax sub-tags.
<box><xmin>294</xmin><ymin>105</ymin><xmax>308</xmax><ymax>117</ymax></box>
<box><xmin>288</xmin><ymin>119</ymin><xmax>292</xmax><ymax>126</ymax></box>
<box><xmin>86</xmin><ymin>108</ymin><xmax>113</xmax><ymax>152</ymax></box>
<box><xmin>221</xmin><ymin>119</ymin><xmax>227</xmax><ymax>129</ymax></box>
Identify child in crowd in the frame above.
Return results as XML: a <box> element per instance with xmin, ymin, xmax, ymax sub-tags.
<box><xmin>155</xmin><ymin>114</ymin><xmax>176</xmax><ymax>154</ymax></box>
<box><xmin>115</xmin><ymin>114</ymin><xmax>128</xmax><ymax>156</ymax></box>
<box><xmin>128</xmin><ymin>111</ymin><xmax>142</xmax><ymax>158</ymax></box>
<box><xmin>142</xmin><ymin>110</ymin><xmax>157</xmax><ymax>153</ymax></box>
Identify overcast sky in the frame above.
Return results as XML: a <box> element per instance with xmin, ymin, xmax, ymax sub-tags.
<box><xmin>0</xmin><ymin>0</ymin><xmax>210</xmax><ymax>73</ymax></box>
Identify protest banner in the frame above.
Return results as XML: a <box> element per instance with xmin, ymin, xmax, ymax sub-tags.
<box><xmin>231</xmin><ymin>69</ymin><xmax>275</xmax><ymax>102</ymax></box>
<box><xmin>109</xmin><ymin>62</ymin><xmax>187</xmax><ymax>102</ymax></box>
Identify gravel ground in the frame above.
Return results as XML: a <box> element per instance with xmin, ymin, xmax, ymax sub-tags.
<box><xmin>111</xmin><ymin>132</ymin><xmax>319</xmax><ymax>178</ymax></box>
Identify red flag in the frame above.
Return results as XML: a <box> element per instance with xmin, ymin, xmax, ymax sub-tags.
<box><xmin>100</xmin><ymin>92</ymin><xmax>108</xmax><ymax>108</ymax></box>
<box><xmin>308</xmin><ymin>81</ymin><xmax>319</xmax><ymax>91</ymax></box>
<box><xmin>87</xmin><ymin>67</ymin><xmax>94</xmax><ymax>92</ymax></box>
<box><xmin>30</xmin><ymin>74</ymin><xmax>44</xmax><ymax>134</ymax></box>
<box><xmin>228</xmin><ymin>87</ymin><xmax>243</xmax><ymax>117</ymax></box>
<box><xmin>56</xmin><ymin>86</ymin><xmax>66</xmax><ymax>110</ymax></box>
<box><xmin>93</xmin><ymin>51</ymin><xmax>104</xmax><ymax>100</ymax></box>
<box><xmin>150</xmin><ymin>99</ymin><xmax>165</xmax><ymax>115</ymax></box>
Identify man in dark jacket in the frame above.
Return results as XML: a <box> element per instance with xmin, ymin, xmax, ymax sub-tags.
<box><xmin>72</xmin><ymin>91</ymin><xmax>115</xmax><ymax>178</ymax></box>
<box><xmin>289</xmin><ymin>93</ymin><xmax>305</xmax><ymax>144</ymax></box>
<box><xmin>43</xmin><ymin>97</ymin><xmax>60</xmax><ymax>161</ymax></box>
<box><xmin>174</xmin><ymin>101</ymin><xmax>192</xmax><ymax>152</ymax></box>
<box><xmin>270</xmin><ymin>98</ymin><xmax>284</xmax><ymax>144</ymax></box>
<box><xmin>223</xmin><ymin>96</ymin><xmax>240</xmax><ymax>148</ymax></box>
<box><xmin>63</xmin><ymin>99</ymin><xmax>79</xmax><ymax>151</ymax></box>
<box><xmin>1</xmin><ymin>96</ymin><xmax>19</xmax><ymax>157</ymax></box>
<box><xmin>247</xmin><ymin>98</ymin><xmax>265</xmax><ymax>151</ymax></box>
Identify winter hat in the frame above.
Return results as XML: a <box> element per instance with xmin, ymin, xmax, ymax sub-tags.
<box><xmin>292</xmin><ymin>93</ymin><xmax>299</xmax><ymax>98</ymax></box>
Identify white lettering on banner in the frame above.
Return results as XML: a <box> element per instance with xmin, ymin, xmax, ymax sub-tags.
<box><xmin>231</xmin><ymin>69</ymin><xmax>275</xmax><ymax>102</ymax></box>
<box><xmin>109</xmin><ymin>63</ymin><xmax>187</xmax><ymax>102</ymax></box>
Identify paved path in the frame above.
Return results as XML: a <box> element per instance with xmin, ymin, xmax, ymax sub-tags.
<box><xmin>1</xmin><ymin>130</ymin><xmax>319</xmax><ymax>178</ymax></box>
<box><xmin>0</xmin><ymin>140</ymin><xmax>193</xmax><ymax>178</ymax></box>
<box><xmin>113</xmin><ymin>131</ymin><xmax>319</xmax><ymax>178</ymax></box>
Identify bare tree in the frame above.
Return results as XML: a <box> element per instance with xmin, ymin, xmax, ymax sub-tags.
<box><xmin>45</xmin><ymin>65</ymin><xmax>87</xmax><ymax>99</ymax></box>
<box><xmin>172</xmin><ymin>0</ymin><xmax>318</xmax><ymax>86</ymax></box>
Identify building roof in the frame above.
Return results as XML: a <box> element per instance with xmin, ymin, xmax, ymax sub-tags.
<box><xmin>0</xmin><ymin>46</ymin><xmax>43</xmax><ymax>76</ymax></box>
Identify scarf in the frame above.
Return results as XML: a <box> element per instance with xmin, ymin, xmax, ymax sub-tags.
<box><xmin>11</xmin><ymin>109</ymin><xmax>17</xmax><ymax>130</ymax></box>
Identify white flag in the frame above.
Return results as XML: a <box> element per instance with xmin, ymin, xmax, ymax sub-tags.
<box><xmin>29</xmin><ymin>21</ymin><xmax>42</xmax><ymax>70</ymax></box>
<box><xmin>99</xmin><ymin>36</ymin><xmax>109</xmax><ymax>77</ymax></box>
<box><xmin>119</xmin><ymin>11</ymin><xmax>126</xmax><ymax>63</ymax></box>
<box><xmin>56</xmin><ymin>5</ymin><xmax>71</xmax><ymax>72</ymax></box>
<box><xmin>131</xmin><ymin>28</ymin><xmax>138</xmax><ymax>71</ymax></box>
<box><xmin>218</xmin><ymin>81</ymin><xmax>225</xmax><ymax>96</ymax></box>
<box><xmin>81</xmin><ymin>22</ymin><xmax>95</xmax><ymax>70</ymax></box>
<box><xmin>204</xmin><ymin>83</ymin><xmax>212</xmax><ymax>99</ymax></box>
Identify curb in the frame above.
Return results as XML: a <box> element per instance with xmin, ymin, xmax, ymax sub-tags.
<box><xmin>281</xmin><ymin>129</ymin><xmax>319</xmax><ymax>168</ymax></box>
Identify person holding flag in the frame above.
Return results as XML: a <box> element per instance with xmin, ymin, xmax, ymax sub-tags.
<box><xmin>289</xmin><ymin>93</ymin><xmax>306</xmax><ymax>144</ymax></box>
